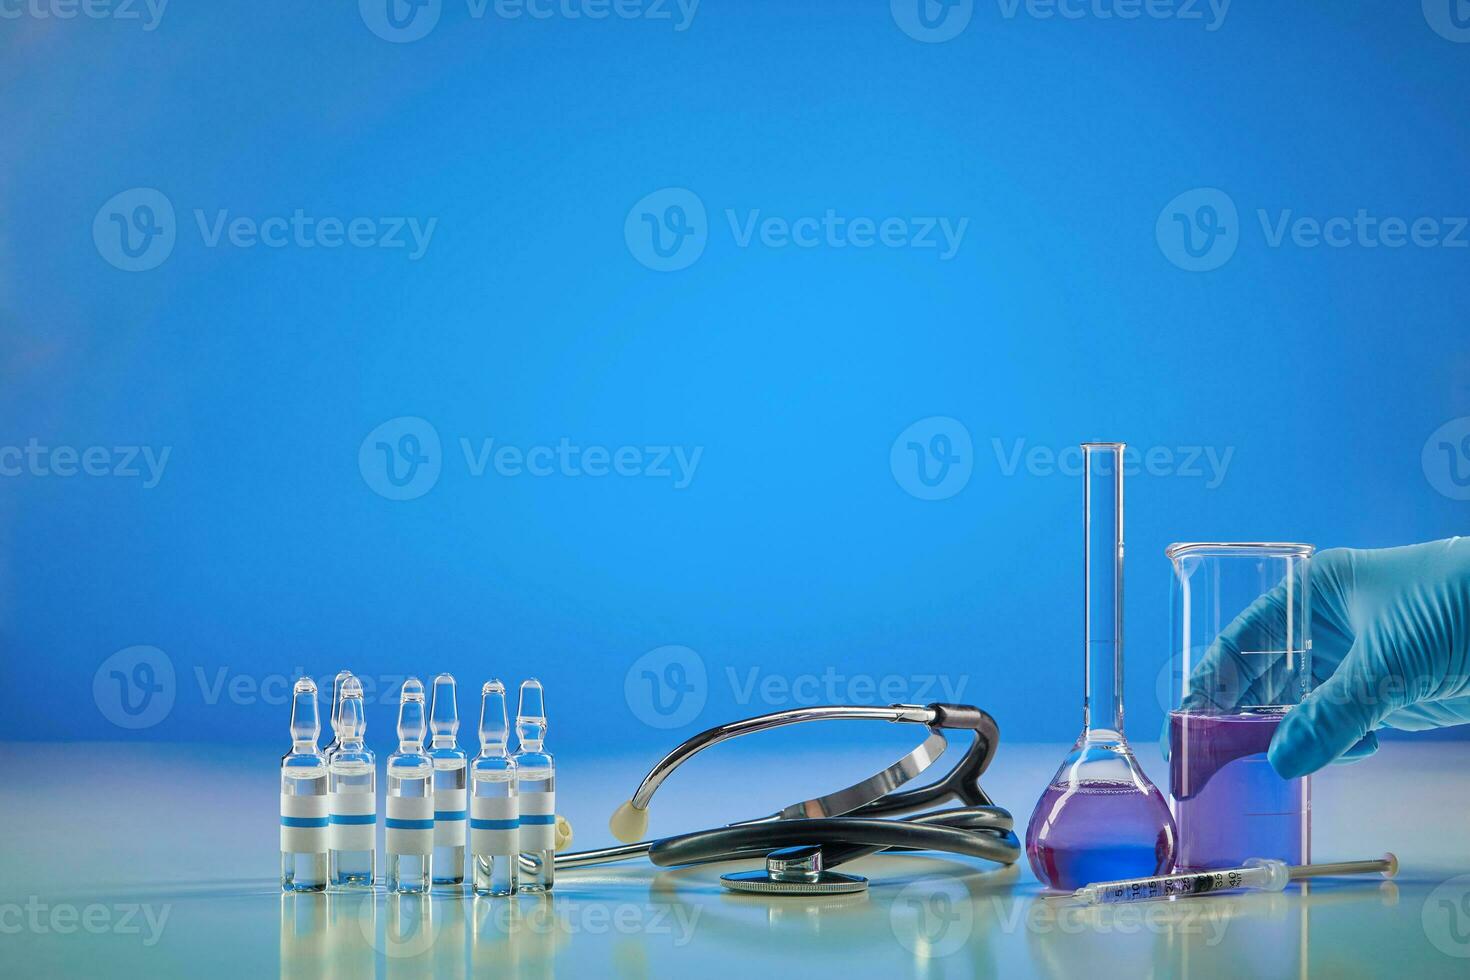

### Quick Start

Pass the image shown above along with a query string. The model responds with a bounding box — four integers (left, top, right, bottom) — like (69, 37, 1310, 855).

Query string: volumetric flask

(1166, 542, 1313, 870)
(1024, 443, 1177, 891)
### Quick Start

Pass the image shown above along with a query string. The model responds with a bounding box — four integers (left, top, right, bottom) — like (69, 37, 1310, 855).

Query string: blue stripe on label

(521, 814, 556, 825)
(470, 818, 519, 831)
(434, 810, 467, 822)
(385, 818, 435, 831)
(281, 816, 329, 828)
(329, 813, 376, 825)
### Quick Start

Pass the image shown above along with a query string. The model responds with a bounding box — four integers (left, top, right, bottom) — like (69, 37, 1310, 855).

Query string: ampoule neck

(516, 716, 546, 754)
(431, 734, 456, 749)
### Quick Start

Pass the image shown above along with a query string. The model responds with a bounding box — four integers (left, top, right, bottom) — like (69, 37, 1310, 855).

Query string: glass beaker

(1025, 443, 1177, 891)
(1166, 542, 1313, 870)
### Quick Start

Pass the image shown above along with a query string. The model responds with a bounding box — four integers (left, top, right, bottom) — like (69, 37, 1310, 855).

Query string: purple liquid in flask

(1170, 710, 1310, 870)
(1027, 773, 1176, 888)
(1024, 444, 1177, 890)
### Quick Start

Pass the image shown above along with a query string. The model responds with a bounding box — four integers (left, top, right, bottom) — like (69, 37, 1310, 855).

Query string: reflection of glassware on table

(1166, 543, 1313, 870)
(279, 894, 327, 980)
(1025, 443, 1176, 891)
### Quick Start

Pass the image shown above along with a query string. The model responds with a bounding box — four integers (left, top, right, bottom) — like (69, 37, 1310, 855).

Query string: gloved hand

(1177, 537, 1470, 779)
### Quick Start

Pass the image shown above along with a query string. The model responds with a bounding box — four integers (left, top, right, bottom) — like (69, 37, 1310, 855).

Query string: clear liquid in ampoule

(329, 677, 376, 889)
(514, 679, 555, 893)
(281, 677, 328, 892)
(472, 679, 518, 897)
(387, 678, 434, 894)
(429, 674, 468, 886)
(472, 768, 518, 896)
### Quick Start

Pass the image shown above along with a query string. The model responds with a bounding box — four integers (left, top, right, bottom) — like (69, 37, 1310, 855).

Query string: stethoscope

(551, 702, 1021, 895)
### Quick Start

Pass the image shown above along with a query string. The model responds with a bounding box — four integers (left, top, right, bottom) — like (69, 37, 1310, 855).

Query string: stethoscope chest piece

(719, 845, 869, 896)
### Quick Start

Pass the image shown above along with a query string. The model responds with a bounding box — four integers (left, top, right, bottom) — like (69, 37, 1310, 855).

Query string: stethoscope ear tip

(609, 799, 649, 843)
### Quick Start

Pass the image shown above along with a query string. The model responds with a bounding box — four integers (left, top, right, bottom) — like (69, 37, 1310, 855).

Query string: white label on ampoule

(519, 791, 556, 852)
(386, 795, 434, 855)
(470, 795, 519, 856)
(434, 783, 467, 847)
(281, 792, 329, 853)
(329, 789, 376, 852)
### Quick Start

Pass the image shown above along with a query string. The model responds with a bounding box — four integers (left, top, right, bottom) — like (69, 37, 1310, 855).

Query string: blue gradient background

(2, 1, 1468, 756)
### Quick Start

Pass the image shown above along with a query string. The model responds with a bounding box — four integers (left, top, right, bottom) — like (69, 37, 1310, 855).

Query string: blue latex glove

(1181, 538, 1470, 779)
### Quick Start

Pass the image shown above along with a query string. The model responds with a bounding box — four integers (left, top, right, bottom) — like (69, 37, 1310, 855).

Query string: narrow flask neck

(1082, 443, 1126, 738)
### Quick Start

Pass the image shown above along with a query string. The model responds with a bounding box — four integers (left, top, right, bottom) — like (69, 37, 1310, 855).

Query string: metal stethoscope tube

(546, 702, 1017, 873)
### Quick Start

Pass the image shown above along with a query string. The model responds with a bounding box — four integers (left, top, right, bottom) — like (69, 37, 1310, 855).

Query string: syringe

(1067, 854, 1398, 906)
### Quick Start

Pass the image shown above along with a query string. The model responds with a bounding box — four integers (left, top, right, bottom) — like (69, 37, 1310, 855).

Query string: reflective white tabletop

(2, 739, 1467, 978)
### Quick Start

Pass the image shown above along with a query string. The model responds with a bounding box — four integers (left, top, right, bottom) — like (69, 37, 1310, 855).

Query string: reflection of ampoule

(281, 678, 329, 892)
(326, 892, 376, 980)
(328, 678, 376, 888)
(472, 681, 518, 897)
(384, 894, 436, 980)
(471, 894, 519, 976)
(387, 678, 434, 894)
(432, 892, 468, 980)
(514, 679, 555, 893)
(429, 674, 468, 886)
(279, 892, 327, 980)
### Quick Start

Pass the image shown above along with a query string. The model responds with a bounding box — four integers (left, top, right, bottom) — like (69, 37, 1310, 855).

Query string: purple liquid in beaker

(1169, 711, 1309, 870)
(1025, 780, 1176, 890)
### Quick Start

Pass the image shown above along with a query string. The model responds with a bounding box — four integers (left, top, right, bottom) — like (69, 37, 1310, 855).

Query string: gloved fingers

(1382, 697, 1470, 731)
(1269, 637, 1401, 779)
(1332, 731, 1380, 765)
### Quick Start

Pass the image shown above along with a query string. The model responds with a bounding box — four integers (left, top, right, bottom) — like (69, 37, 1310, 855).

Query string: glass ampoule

(513, 678, 555, 893)
(386, 678, 434, 894)
(429, 673, 468, 886)
(280, 677, 329, 892)
(328, 677, 376, 888)
(1024, 442, 1176, 890)
(471, 680, 519, 897)
(323, 669, 353, 766)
